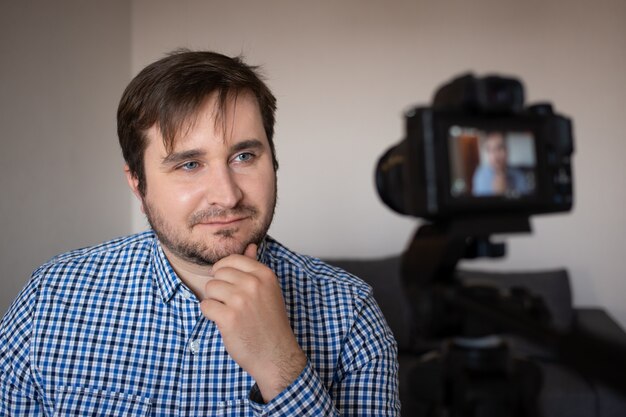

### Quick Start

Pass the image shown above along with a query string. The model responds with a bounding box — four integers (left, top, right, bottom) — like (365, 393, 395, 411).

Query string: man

(0, 51, 400, 416)
(472, 131, 530, 197)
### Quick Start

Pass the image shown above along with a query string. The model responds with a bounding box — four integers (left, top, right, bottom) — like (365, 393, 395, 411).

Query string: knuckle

(245, 277, 262, 293)
(221, 308, 238, 328)
(204, 280, 217, 292)
(230, 293, 247, 310)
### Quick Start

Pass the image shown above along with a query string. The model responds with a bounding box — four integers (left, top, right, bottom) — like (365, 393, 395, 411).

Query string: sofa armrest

(574, 308, 626, 344)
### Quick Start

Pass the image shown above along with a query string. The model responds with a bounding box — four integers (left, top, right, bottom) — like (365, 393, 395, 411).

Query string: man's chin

(193, 234, 261, 264)
(211, 238, 249, 258)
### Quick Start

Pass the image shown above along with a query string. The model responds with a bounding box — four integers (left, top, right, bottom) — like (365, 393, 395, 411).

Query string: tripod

(401, 216, 626, 416)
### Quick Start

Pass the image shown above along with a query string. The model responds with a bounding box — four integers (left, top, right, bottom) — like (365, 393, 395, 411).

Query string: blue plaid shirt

(0, 231, 400, 416)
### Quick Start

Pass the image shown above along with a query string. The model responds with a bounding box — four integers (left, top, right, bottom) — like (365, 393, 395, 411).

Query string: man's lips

(195, 217, 247, 226)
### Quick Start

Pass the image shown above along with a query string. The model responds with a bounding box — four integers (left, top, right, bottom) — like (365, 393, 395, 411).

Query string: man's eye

(233, 152, 254, 163)
(180, 161, 199, 170)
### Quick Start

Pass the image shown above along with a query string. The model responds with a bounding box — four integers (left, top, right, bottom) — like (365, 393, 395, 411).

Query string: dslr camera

(376, 73, 574, 220)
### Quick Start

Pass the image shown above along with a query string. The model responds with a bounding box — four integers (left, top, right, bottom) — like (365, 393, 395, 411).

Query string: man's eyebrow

(161, 149, 206, 165)
(230, 139, 265, 153)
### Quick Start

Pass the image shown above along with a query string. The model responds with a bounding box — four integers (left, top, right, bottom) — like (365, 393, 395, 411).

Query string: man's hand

(200, 244, 307, 402)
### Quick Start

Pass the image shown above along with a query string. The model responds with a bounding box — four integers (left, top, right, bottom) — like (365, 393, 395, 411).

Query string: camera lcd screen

(448, 126, 537, 199)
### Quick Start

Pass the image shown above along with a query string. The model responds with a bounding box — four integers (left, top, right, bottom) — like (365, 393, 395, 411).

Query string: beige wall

(2, 0, 625, 329)
(0, 2, 132, 312)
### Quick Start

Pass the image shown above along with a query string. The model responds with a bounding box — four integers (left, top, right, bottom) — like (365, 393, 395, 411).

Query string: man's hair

(117, 49, 278, 195)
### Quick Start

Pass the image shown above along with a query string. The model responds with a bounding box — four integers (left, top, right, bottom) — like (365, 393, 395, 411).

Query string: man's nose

(204, 164, 243, 208)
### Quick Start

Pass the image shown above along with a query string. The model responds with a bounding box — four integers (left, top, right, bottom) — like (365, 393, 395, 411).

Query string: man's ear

(124, 165, 145, 214)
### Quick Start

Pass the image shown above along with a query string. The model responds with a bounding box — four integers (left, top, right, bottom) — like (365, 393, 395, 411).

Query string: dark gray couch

(326, 255, 626, 417)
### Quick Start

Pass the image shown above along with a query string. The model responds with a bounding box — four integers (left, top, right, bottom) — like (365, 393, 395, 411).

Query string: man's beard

(143, 197, 275, 266)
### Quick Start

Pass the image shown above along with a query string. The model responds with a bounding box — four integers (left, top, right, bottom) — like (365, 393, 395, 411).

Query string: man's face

(484, 133, 508, 171)
(128, 91, 277, 266)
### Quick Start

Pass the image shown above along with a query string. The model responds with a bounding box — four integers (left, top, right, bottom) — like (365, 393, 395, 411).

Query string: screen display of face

(448, 126, 537, 198)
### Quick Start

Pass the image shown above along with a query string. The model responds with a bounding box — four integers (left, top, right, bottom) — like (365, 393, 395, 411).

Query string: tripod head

(402, 215, 552, 341)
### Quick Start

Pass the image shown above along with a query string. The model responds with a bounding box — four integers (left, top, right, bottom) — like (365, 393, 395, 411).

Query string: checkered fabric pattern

(0, 231, 400, 416)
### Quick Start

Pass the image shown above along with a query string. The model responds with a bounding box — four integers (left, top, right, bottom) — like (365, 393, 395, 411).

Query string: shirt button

(181, 289, 193, 300)
(189, 339, 200, 354)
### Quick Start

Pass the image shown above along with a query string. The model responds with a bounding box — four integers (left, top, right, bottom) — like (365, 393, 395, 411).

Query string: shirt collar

(257, 236, 271, 267)
(151, 236, 184, 304)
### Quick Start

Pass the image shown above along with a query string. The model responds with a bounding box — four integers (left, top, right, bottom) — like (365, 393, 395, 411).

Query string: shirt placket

(175, 287, 217, 416)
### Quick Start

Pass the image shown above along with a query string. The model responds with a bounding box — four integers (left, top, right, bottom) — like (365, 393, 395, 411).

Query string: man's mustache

(188, 205, 258, 226)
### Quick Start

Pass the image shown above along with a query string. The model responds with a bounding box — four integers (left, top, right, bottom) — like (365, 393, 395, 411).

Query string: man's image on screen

(472, 131, 531, 197)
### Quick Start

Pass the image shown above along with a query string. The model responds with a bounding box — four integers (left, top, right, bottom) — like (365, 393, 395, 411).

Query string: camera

(374, 74, 626, 416)
(376, 73, 574, 220)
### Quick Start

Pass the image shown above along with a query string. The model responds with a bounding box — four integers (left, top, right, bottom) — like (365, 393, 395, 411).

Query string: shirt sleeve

(249, 290, 401, 417)
(473, 165, 494, 196)
(0, 274, 45, 416)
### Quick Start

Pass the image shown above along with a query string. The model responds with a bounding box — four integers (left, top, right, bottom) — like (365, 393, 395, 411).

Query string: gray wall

(0, 1, 132, 312)
(2, 1, 626, 329)
(130, 0, 626, 327)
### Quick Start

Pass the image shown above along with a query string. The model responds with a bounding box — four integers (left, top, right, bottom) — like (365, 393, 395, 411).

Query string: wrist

(254, 348, 307, 402)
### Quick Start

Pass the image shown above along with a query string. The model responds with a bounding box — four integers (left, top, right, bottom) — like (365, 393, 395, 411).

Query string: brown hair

(117, 49, 278, 195)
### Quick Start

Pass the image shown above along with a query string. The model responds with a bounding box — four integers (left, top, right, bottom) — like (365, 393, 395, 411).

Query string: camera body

(376, 73, 574, 220)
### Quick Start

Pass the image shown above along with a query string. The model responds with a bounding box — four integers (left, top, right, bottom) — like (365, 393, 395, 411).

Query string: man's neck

(161, 245, 213, 300)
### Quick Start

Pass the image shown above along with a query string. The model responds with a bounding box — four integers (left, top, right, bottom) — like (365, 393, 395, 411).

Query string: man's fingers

(200, 298, 228, 322)
(204, 278, 235, 303)
(244, 243, 258, 260)
(212, 244, 260, 274)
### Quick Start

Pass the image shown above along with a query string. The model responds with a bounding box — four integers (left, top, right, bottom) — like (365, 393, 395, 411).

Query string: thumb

(244, 243, 258, 260)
